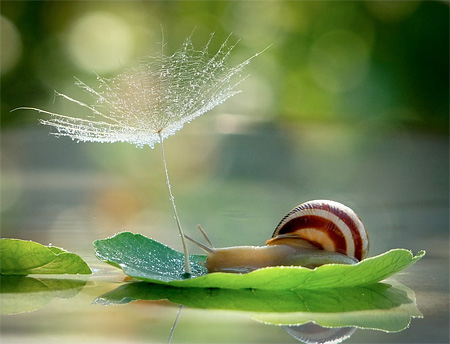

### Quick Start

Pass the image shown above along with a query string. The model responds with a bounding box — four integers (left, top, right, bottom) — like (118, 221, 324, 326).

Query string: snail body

(186, 200, 369, 273)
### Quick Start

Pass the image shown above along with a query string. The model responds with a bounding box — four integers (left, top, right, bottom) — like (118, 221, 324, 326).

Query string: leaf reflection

(96, 280, 422, 333)
(0, 276, 88, 314)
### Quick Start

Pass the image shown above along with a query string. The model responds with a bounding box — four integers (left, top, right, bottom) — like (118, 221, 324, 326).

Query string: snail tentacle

(196, 224, 215, 248)
(184, 234, 215, 253)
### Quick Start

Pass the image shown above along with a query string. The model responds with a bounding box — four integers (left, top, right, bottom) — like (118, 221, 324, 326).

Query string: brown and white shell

(266, 200, 369, 261)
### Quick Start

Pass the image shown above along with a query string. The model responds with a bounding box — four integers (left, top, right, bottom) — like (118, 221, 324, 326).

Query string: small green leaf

(93, 232, 208, 280)
(0, 238, 92, 275)
(94, 232, 425, 290)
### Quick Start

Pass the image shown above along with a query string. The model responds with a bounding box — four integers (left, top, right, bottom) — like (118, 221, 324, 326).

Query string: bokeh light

(66, 11, 135, 73)
(0, 15, 22, 75)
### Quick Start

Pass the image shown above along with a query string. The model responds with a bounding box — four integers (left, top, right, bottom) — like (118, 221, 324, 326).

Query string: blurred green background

(1, 0, 449, 130)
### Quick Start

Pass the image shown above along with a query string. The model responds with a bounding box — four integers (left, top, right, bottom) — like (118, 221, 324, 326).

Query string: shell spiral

(267, 200, 369, 261)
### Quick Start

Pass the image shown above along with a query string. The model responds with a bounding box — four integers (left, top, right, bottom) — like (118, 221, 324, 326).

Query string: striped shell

(266, 200, 369, 261)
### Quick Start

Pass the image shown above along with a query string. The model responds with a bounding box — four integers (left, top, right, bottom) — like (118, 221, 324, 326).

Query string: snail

(185, 200, 369, 273)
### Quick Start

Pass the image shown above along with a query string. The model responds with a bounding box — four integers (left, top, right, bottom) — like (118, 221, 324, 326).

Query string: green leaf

(0, 238, 92, 275)
(95, 280, 422, 332)
(93, 232, 208, 280)
(0, 276, 87, 314)
(93, 232, 425, 290)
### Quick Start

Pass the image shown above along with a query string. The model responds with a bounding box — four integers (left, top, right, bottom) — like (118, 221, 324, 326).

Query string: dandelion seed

(16, 33, 260, 275)
(27, 33, 257, 149)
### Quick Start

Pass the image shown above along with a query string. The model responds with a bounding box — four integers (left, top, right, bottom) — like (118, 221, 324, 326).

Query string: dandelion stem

(158, 132, 191, 275)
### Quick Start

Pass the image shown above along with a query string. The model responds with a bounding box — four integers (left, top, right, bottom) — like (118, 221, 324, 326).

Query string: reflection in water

(167, 305, 183, 344)
(283, 323, 356, 344)
(97, 280, 422, 343)
(167, 310, 357, 344)
(0, 276, 87, 314)
(0, 272, 423, 343)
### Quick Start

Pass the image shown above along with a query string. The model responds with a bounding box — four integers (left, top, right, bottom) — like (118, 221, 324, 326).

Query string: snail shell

(267, 200, 369, 261)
